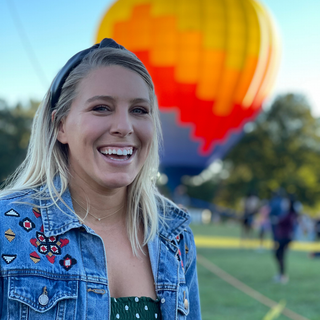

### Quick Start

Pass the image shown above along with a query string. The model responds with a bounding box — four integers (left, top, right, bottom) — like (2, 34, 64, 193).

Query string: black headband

(49, 38, 127, 109)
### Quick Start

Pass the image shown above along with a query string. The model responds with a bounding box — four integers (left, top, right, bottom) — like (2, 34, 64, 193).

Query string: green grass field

(191, 223, 320, 320)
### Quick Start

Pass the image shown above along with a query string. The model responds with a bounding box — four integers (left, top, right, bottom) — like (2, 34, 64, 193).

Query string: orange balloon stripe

(234, 55, 259, 106)
(197, 50, 226, 101)
(213, 69, 242, 116)
(113, 4, 152, 51)
(150, 15, 177, 66)
(175, 32, 202, 83)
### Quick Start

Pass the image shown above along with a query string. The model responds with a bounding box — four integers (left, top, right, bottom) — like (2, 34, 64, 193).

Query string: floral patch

(30, 232, 69, 264)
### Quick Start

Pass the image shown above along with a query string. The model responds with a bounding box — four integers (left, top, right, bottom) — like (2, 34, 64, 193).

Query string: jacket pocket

(8, 275, 78, 319)
(177, 284, 189, 318)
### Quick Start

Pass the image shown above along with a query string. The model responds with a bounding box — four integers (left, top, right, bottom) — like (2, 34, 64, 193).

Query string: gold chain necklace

(72, 197, 124, 221)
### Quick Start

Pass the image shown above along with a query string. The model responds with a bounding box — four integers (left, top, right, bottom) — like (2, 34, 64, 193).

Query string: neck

(68, 175, 127, 226)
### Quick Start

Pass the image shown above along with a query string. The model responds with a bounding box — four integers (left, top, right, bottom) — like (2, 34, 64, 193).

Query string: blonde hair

(1, 48, 165, 255)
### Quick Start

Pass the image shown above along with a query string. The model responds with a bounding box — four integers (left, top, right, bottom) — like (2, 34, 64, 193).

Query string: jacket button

(184, 298, 189, 309)
(38, 286, 49, 306)
(161, 298, 165, 304)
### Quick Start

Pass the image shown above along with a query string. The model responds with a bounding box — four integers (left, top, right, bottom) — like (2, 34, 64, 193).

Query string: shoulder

(0, 189, 37, 212)
(0, 188, 43, 268)
(157, 195, 190, 223)
(0, 188, 40, 235)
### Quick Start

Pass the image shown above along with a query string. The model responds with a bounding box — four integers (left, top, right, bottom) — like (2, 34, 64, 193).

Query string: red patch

(30, 251, 40, 264)
(39, 245, 48, 254)
(30, 238, 38, 247)
(19, 217, 36, 232)
(32, 208, 41, 218)
(46, 255, 55, 264)
(30, 251, 40, 259)
(49, 236, 56, 242)
(60, 238, 69, 248)
(51, 246, 58, 253)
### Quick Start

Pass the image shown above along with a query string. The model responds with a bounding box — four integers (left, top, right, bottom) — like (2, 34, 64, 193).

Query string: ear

(56, 116, 68, 144)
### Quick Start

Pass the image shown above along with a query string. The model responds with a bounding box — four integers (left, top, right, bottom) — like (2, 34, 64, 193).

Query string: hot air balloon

(96, 0, 280, 187)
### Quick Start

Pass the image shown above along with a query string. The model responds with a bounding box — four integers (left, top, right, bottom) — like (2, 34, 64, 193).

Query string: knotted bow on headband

(49, 38, 127, 109)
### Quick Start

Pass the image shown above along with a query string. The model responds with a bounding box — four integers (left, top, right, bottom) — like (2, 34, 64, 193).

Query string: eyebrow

(86, 95, 150, 104)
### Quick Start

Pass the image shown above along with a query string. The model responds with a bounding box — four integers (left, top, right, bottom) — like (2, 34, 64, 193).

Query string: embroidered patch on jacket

(19, 217, 35, 232)
(59, 254, 77, 271)
(175, 233, 183, 244)
(5, 229, 15, 242)
(30, 251, 41, 264)
(4, 209, 20, 217)
(176, 249, 184, 271)
(2, 254, 17, 264)
(30, 232, 69, 264)
(32, 207, 41, 218)
(46, 255, 56, 264)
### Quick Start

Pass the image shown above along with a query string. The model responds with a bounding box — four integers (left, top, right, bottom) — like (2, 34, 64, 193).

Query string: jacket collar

(157, 201, 191, 241)
(38, 176, 191, 239)
(39, 177, 83, 237)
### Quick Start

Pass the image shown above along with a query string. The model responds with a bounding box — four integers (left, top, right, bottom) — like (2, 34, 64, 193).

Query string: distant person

(272, 196, 298, 284)
(241, 192, 260, 239)
(256, 201, 271, 251)
(269, 189, 289, 239)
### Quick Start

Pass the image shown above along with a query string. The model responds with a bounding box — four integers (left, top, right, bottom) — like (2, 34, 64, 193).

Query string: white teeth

(100, 147, 133, 156)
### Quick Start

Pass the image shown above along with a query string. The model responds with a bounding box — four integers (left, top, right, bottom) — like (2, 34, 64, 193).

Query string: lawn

(191, 222, 320, 320)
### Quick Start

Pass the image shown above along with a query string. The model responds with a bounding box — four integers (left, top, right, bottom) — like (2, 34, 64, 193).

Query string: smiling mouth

(99, 147, 134, 161)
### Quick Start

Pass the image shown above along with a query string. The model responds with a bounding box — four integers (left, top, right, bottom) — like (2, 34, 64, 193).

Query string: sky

(1, 0, 320, 115)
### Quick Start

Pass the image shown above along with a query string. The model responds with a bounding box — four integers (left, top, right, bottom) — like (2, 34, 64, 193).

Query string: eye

(132, 107, 149, 115)
(92, 105, 111, 112)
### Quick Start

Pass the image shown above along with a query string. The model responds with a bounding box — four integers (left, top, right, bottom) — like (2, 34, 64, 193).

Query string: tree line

(0, 99, 39, 185)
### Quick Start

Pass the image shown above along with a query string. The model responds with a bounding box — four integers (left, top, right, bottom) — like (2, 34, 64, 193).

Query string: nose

(110, 108, 133, 137)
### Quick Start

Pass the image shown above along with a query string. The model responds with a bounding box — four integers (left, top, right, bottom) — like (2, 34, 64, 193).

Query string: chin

(99, 175, 135, 190)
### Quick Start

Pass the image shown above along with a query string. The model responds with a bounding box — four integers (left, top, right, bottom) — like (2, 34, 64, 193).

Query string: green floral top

(110, 296, 162, 319)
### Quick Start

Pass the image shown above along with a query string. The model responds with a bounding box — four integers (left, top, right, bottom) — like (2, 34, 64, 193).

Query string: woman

(0, 39, 201, 319)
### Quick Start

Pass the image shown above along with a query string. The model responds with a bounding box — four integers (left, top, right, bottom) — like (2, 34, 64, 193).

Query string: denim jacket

(0, 182, 201, 320)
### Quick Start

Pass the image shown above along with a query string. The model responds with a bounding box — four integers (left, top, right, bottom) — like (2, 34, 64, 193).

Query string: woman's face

(57, 65, 154, 191)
